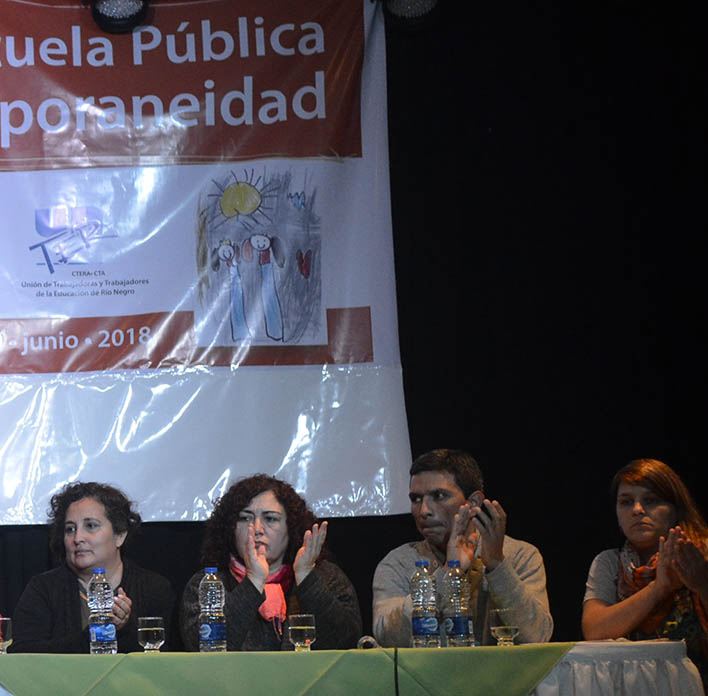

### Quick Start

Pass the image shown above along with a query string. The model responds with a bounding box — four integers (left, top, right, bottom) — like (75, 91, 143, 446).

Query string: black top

(10, 559, 176, 653)
(179, 560, 362, 651)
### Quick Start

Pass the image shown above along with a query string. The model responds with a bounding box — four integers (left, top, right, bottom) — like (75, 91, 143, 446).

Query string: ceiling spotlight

(90, 0, 149, 34)
(383, 0, 440, 32)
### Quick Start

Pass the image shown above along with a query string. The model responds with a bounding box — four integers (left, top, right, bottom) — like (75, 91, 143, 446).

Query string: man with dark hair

(373, 449, 553, 646)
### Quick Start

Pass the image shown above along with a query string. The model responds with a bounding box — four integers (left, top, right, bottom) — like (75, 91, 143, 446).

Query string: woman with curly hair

(583, 459, 708, 684)
(11, 481, 175, 653)
(180, 474, 362, 650)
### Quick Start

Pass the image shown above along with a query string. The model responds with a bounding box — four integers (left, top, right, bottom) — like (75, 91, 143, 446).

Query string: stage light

(382, 0, 440, 31)
(89, 0, 149, 34)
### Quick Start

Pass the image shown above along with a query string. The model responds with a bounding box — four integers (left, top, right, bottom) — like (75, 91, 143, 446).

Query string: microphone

(356, 635, 380, 649)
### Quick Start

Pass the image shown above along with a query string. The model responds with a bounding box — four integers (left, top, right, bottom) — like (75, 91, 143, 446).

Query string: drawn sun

(209, 169, 278, 232)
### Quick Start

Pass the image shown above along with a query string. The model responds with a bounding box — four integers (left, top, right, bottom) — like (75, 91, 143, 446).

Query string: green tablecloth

(395, 644, 575, 696)
(0, 644, 575, 696)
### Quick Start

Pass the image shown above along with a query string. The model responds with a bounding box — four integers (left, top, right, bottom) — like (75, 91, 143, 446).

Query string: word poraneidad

(0, 18, 329, 148)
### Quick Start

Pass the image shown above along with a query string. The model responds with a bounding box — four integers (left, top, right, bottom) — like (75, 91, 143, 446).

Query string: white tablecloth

(532, 640, 704, 696)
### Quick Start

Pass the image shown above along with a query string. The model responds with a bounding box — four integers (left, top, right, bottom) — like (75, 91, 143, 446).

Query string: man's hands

(446, 503, 476, 571)
(471, 499, 506, 571)
(446, 498, 507, 572)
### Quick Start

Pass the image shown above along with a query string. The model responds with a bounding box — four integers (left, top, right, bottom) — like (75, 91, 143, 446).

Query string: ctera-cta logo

(29, 205, 115, 274)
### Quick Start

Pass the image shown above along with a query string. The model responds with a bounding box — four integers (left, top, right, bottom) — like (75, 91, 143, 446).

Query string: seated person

(11, 481, 175, 653)
(583, 459, 708, 684)
(179, 474, 362, 650)
(373, 449, 553, 645)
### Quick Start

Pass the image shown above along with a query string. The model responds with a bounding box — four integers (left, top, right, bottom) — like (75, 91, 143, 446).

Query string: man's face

(409, 470, 468, 552)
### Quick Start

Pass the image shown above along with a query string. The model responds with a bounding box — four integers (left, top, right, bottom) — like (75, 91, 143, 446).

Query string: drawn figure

(297, 249, 312, 279)
(242, 234, 285, 341)
(211, 239, 250, 341)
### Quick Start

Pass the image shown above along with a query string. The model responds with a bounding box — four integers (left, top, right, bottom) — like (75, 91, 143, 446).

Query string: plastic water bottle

(440, 560, 473, 647)
(88, 568, 117, 654)
(410, 560, 440, 648)
(198, 567, 227, 652)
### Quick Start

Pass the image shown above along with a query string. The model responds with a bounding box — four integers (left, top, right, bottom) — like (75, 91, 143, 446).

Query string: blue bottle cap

(447, 560, 461, 567)
(415, 560, 429, 567)
(204, 567, 217, 573)
(93, 567, 105, 573)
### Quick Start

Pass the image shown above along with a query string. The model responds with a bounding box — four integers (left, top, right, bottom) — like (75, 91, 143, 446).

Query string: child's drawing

(195, 168, 322, 346)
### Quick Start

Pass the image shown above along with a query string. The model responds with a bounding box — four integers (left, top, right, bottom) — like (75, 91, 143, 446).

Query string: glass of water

(489, 608, 519, 646)
(288, 614, 316, 652)
(138, 616, 165, 653)
(0, 617, 12, 654)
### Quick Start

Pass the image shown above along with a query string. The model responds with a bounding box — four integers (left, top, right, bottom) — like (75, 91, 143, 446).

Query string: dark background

(1, 1, 707, 645)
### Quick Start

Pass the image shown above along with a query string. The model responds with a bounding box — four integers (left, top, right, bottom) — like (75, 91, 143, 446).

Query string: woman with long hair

(583, 459, 708, 681)
(180, 474, 362, 650)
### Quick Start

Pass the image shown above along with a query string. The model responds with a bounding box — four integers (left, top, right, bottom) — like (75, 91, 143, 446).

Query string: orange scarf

(618, 543, 708, 649)
(229, 556, 293, 637)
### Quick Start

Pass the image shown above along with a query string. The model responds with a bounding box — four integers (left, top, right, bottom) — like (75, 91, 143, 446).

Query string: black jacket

(179, 560, 362, 651)
(10, 559, 176, 653)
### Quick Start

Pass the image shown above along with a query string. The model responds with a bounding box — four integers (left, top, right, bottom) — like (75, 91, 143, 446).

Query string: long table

(0, 641, 703, 695)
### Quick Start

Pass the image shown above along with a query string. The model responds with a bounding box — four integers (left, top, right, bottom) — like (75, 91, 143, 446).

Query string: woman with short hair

(11, 481, 175, 653)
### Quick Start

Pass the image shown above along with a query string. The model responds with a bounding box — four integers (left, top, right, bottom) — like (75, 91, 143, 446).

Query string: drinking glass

(489, 608, 519, 646)
(0, 617, 12, 654)
(288, 614, 316, 652)
(138, 616, 165, 653)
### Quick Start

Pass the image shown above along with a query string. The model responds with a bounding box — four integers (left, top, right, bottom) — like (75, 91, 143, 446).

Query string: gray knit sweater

(372, 536, 553, 646)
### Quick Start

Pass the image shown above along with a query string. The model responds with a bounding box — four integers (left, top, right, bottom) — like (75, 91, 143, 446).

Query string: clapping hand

(446, 502, 478, 572)
(654, 533, 682, 597)
(294, 521, 328, 585)
(245, 522, 270, 592)
(666, 526, 708, 595)
(470, 499, 506, 571)
(112, 587, 132, 631)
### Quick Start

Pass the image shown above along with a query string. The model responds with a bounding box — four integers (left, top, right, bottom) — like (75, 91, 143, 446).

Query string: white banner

(0, 0, 411, 523)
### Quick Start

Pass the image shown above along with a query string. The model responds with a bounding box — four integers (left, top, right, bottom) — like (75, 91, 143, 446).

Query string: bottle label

(89, 622, 117, 643)
(443, 616, 469, 637)
(412, 616, 439, 636)
(200, 621, 226, 641)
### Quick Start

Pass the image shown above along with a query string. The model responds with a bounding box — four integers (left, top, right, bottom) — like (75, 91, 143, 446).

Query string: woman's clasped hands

(111, 587, 132, 631)
(659, 526, 708, 597)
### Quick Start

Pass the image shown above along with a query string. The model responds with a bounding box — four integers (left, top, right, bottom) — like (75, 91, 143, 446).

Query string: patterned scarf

(229, 555, 294, 638)
(617, 541, 708, 656)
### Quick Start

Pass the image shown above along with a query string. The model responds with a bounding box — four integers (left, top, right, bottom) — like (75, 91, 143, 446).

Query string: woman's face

(234, 490, 289, 572)
(63, 497, 127, 579)
(616, 482, 677, 556)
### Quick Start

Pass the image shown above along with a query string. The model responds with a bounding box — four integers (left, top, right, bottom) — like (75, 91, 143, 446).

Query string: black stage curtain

(2, 2, 707, 643)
